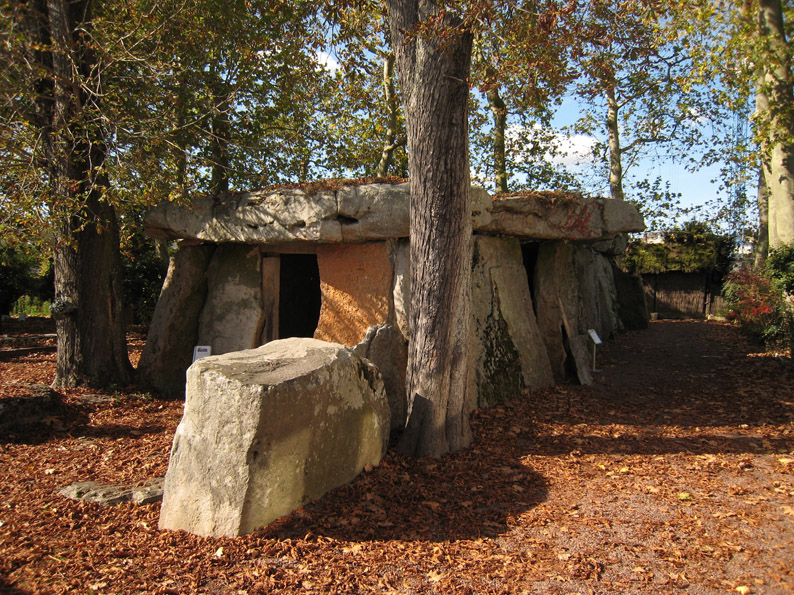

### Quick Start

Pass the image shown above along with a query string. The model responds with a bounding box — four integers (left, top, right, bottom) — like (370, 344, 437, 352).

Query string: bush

(0, 245, 53, 315)
(11, 295, 51, 317)
(723, 265, 793, 352)
(767, 243, 794, 294)
(121, 238, 168, 326)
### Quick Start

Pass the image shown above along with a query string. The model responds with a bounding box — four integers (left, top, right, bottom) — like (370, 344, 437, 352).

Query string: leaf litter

(1, 318, 793, 594)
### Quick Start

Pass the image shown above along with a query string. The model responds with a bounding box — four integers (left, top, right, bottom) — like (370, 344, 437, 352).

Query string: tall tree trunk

(757, 0, 794, 248)
(487, 85, 508, 194)
(208, 66, 231, 195)
(376, 52, 402, 177)
(209, 99, 230, 194)
(387, 0, 474, 457)
(605, 85, 625, 201)
(155, 239, 171, 274)
(40, 0, 132, 387)
(755, 166, 770, 267)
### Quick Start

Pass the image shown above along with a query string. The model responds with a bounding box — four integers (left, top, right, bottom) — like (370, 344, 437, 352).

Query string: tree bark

(757, 0, 794, 248)
(209, 70, 231, 195)
(376, 52, 402, 177)
(37, 0, 132, 387)
(605, 84, 625, 201)
(387, 0, 474, 457)
(487, 85, 508, 194)
(755, 166, 770, 267)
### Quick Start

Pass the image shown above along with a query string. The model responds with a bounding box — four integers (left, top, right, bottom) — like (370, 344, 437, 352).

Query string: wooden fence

(641, 271, 726, 319)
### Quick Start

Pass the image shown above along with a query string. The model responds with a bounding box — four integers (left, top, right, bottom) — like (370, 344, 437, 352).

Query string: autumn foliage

(2, 319, 794, 593)
(723, 256, 794, 352)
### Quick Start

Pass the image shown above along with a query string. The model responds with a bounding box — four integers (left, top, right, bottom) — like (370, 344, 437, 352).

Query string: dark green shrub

(767, 244, 794, 294)
(0, 245, 53, 315)
(121, 237, 168, 326)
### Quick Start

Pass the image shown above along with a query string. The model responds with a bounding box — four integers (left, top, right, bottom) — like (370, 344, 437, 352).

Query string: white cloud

(506, 124, 598, 168)
(552, 133, 598, 167)
(315, 51, 340, 73)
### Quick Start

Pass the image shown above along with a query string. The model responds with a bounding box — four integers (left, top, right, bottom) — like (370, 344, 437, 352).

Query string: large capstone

(158, 338, 390, 537)
(145, 185, 644, 245)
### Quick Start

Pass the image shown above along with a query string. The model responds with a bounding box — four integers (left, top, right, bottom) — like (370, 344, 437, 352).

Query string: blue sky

(318, 49, 728, 216)
(549, 96, 725, 213)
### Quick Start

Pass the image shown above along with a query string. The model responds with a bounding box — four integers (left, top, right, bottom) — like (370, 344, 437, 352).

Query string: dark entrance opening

(521, 242, 541, 316)
(279, 254, 321, 338)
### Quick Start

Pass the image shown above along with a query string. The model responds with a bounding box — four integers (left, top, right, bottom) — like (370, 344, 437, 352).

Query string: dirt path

(1, 319, 793, 594)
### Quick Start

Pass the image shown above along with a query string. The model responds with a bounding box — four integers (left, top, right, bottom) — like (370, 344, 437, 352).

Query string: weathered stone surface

(611, 262, 650, 330)
(58, 478, 164, 506)
(591, 233, 629, 257)
(470, 186, 494, 229)
(145, 184, 644, 244)
(337, 183, 410, 241)
(138, 244, 214, 394)
(603, 200, 645, 236)
(354, 323, 408, 429)
(479, 194, 644, 240)
(197, 244, 264, 355)
(146, 189, 343, 244)
(0, 385, 59, 430)
(574, 246, 621, 342)
(159, 338, 390, 537)
(391, 238, 410, 340)
(314, 243, 392, 346)
(533, 242, 581, 383)
(469, 237, 553, 408)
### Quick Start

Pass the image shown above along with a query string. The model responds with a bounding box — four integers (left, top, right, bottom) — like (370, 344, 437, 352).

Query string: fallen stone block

(159, 337, 390, 537)
(57, 478, 164, 506)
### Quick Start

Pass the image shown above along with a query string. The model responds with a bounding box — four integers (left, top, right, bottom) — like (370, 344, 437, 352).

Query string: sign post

(587, 329, 602, 372)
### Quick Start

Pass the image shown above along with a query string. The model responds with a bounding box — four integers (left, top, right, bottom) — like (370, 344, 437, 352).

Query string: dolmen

(143, 180, 646, 536)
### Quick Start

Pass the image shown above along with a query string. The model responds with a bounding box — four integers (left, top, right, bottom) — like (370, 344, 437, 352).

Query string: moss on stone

(478, 309, 522, 408)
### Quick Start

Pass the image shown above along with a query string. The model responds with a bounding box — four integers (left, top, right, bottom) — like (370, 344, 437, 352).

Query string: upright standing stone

(314, 242, 392, 346)
(197, 244, 264, 355)
(534, 242, 580, 382)
(137, 243, 214, 394)
(391, 238, 411, 341)
(574, 246, 621, 341)
(159, 338, 390, 537)
(611, 261, 650, 330)
(354, 323, 408, 429)
(469, 237, 554, 408)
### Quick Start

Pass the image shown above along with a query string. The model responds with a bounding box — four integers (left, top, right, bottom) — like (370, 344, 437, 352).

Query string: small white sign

(192, 345, 212, 363)
(588, 329, 602, 345)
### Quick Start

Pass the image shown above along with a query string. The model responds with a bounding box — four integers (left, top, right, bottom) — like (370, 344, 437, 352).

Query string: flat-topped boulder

(158, 338, 390, 537)
(145, 182, 643, 244)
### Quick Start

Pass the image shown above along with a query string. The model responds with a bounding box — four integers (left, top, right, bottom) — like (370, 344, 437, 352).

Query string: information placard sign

(192, 345, 212, 363)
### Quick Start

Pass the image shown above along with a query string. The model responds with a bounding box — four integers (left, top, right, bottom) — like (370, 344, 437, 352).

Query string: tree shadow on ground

(0, 577, 32, 595)
(0, 391, 89, 445)
(259, 414, 549, 543)
(519, 320, 794, 456)
(0, 391, 165, 445)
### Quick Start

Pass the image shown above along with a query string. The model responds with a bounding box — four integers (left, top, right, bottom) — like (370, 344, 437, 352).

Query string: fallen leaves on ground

(1, 319, 793, 594)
